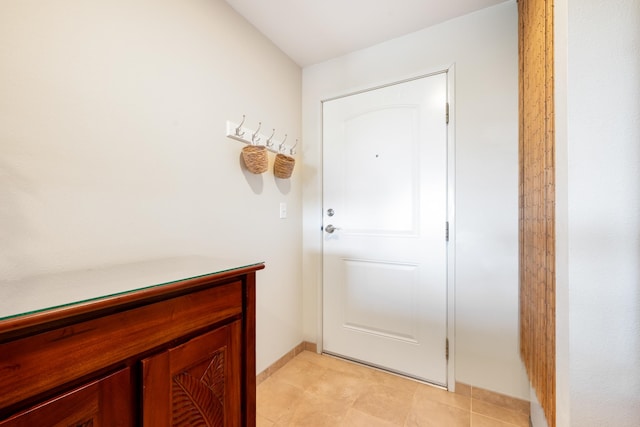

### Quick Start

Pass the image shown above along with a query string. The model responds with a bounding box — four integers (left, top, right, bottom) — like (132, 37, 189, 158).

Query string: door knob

(325, 224, 339, 234)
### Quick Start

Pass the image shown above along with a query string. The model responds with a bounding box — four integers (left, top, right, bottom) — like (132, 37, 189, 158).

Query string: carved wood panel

(172, 348, 226, 426)
(142, 321, 242, 427)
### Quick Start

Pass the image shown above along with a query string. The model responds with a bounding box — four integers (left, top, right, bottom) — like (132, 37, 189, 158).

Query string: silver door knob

(325, 224, 339, 234)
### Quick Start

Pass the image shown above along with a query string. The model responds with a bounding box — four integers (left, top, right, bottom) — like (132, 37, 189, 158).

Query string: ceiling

(223, 0, 509, 67)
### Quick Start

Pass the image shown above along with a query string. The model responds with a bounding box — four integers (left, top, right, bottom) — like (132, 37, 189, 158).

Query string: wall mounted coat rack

(226, 115, 297, 155)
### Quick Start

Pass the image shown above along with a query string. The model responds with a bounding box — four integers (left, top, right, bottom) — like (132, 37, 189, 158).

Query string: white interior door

(322, 73, 449, 385)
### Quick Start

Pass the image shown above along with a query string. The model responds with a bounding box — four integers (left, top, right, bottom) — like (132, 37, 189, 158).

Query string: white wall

(302, 1, 530, 399)
(0, 0, 303, 375)
(554, 0, 640, 426)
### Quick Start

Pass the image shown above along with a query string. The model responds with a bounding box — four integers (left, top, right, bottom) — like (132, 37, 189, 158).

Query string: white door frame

(316, 65, 457, 391)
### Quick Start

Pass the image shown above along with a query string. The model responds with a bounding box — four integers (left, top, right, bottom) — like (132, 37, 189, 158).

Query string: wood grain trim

(242, 270, 257, 427)
(518, 0, 556, 426)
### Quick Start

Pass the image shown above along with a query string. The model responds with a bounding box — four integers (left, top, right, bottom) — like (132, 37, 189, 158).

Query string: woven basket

(241, 145, 268, 174)
(274, 153, 295, 179)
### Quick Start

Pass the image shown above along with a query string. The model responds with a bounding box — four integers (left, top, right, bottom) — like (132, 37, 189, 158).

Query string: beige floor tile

(257, 414, 275, 427)
(306, 367, 368, 405)
(351, 383, 414, 425)
(472, 400, 529, 427)
(256, 377, 304, 424)
(293, 350, 328, 367)
(405, 399, 471, 427)
(258, 351, 530, 427)
(302, 352, 377, 380)
(269, 355, 327, 391)
(340, 407, 400, 427)
(471, 413, 521, 427)
(284, 390, 352, 427)
(413, 382, 471, 412)
(365, 368, 421, 395)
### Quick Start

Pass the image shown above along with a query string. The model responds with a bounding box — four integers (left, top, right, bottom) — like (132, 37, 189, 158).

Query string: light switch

(279, 202, 287, 219)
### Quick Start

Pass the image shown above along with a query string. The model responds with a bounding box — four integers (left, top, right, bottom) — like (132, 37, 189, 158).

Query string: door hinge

(446, 103, 450, 124)
(446, 221, 449, 241)
(446, 338, 449, 360)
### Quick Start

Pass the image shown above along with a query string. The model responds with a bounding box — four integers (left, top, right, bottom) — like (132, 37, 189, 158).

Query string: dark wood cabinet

(142, 321, 242, 426)
(0, 258, 263, 427)
(0, 368, 134, 427)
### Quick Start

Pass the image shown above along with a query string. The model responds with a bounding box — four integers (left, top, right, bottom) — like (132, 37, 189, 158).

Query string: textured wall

(555, 0, 640, 425)
(0, 0, 303, 375)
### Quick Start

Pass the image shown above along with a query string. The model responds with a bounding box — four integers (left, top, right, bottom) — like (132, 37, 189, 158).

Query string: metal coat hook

(266, 129, 276, 148)
(235, 115, 246, 137)
(251, 122, 262, 145)
(278, 134, 288, 152)
(289, 139, 298, 155)
(226, 118, 298, 157)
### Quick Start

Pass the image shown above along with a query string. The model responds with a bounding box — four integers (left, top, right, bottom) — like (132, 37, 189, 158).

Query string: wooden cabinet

(0, 368, 134, 427)
(142, 321, 242, 426)
(0, 258, 263, 427)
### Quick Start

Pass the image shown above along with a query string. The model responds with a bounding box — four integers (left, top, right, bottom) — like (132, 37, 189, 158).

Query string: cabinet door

(142, 321, 242, 427)
(0, 368, 133, 427)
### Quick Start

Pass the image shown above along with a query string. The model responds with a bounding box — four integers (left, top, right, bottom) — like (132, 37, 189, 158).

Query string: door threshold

(321, 350, 447, 390)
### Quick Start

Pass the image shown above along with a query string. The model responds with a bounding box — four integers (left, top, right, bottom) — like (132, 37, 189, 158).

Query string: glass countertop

(0, 256, 263, 322)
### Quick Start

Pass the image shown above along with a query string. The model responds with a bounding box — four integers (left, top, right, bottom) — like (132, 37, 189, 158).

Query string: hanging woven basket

(274, 153, 295, 179)
(241, 145, 268, 174)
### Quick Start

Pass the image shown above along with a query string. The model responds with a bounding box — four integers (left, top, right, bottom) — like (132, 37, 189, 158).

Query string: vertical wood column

(518, 0, 555, 426)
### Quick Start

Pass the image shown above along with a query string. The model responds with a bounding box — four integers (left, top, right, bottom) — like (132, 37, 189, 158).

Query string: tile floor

(257, 351, 529, 427)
